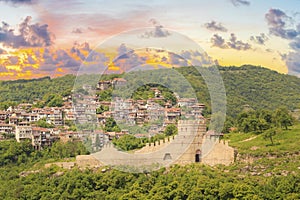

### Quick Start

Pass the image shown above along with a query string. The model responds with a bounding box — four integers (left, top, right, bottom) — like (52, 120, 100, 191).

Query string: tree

(96, 105, 109, 114)
(112, 134, 145, 151)
(43, 93, 63, 107)
(104, 117, 121, 132)
(95, 134, 101, 151)
(47, 95, 63, 107)
(164, 124, 178, 136)
(274, 107, 293, 130)
(263, 128, 277, 145)
(34, 118, 55, 128)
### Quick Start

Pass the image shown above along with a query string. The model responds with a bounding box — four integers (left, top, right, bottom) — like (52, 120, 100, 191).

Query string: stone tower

(173, 119, 206, 165)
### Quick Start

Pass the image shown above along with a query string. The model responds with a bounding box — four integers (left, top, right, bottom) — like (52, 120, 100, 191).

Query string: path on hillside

(240, 135, 258, 143)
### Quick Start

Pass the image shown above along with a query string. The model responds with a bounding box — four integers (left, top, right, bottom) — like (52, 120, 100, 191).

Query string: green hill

(0, 75, 75, 108)
(1, 65, 300, 118)
(177, 65, 300, 117)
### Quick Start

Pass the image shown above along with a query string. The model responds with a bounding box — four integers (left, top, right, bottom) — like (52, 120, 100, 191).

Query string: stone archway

(195, 149, 201, 163)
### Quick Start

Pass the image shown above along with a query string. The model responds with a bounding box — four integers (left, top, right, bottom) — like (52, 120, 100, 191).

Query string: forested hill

(177, 65, 300, 117)
(1, 65, 300, 117)
(0, 75, 75, 107)
(222, 65, 300, 116)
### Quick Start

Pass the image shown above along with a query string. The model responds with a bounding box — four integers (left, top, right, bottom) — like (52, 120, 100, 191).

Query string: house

(20, 113, 38, 122)
(9, 115, 19, 125)
(65, 111, 76, 121)
(90, 130, 109, 151)
(15, 126, 32, 142)
(105, 131, 127, 140)
(177, 98, 197, 107)
(31, 108, 43, 114)
(112, 78, 127, 87)
(136, 108, 147, 124)
(0, 123, 15, 134)
(0, 111, 8, 123)
(97, 80, 111, 90)
(150, 88, 162, 98)
(32, 127, 58, 150)
(17, 103, 32, 110)
(165, 107, 181, 122)
(48, 109, 63, 126)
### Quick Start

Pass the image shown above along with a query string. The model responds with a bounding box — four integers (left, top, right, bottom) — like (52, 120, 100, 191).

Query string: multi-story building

(32, 127, 58, 150)
(0, 123, 15, 135)
(15, 126, 32, 142)
(0, 111, 8, 123)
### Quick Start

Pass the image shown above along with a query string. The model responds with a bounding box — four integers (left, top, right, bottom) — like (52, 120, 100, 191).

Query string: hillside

(219, 65, 300, 117)
(0, 75, 75, 108)
(1, 65, 300, 118)
(177, 65, 300, 117)
(1, 124, 300, 199)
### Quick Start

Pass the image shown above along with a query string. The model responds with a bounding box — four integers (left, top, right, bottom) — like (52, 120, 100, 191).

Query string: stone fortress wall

(97, 119, 235, 167)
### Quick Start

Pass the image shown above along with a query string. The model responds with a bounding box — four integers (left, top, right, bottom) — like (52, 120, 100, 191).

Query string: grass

(225, 123, 300, 157)
(218, 124, 300, 177)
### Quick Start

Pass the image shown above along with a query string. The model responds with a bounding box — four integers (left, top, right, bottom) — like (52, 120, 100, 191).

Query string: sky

(0, 0, 300, 79)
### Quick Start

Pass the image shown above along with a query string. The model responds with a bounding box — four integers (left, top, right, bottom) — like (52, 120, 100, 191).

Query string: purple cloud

(250, 33, 268, 45)
(282, 51, 300, 76)
(0, 16, 54, 48)
(265, 9, 299, 40)
(72, 28, 83, 34)
(140, 19, 170, 38)
(0, 0, 33, 5)
(204, 21, 228, 32)
(211, 34, 227, 49)
(228, 33, 251, 50)
(230, 0, 250, 7)
(0, 48, 6, 54)
(211, 33, 251, 50)
(290, 37, 300, 50)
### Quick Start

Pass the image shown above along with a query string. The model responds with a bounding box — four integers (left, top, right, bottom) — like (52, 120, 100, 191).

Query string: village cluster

(0, 77, 205, 151)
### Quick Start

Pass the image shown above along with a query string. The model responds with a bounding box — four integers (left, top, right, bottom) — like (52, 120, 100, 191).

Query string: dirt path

(240, 135, 258, 143)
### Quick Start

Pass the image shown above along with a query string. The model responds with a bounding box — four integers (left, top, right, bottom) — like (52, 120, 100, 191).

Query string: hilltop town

(0, 77, 206, 152)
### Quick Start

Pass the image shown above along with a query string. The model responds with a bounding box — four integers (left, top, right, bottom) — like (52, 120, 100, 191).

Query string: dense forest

(1, 65, 299, 118)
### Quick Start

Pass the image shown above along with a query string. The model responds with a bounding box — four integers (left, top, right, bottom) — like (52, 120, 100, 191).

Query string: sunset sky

(0, 0, 300, 79)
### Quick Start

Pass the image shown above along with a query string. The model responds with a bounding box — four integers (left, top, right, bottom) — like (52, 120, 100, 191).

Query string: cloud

(114, 44, 146, 71)
(289, 37, 300, 50)
(70, 42, 91, 60)
(180, 50, 217, 66)
(250, 33, 268, 45)
(72, 28, 83, 34)
(282, 51, 300, 76)
(265, 8, 299, 40)
(0, 64, 9, 72)
(0, 16, 54, 48)
(204, 21, 227, 32)
(169, 53, 187, 66)
(211, 34, 227, 49)
(8, 56, 19, 64)
(0, 0, 33, 5)
(117, 43, 131, 57)
(230, 0, 250, 7)
(211, 33, 251, 50)
(140, 19, 170, 38)
(0, 48, 6, 54)
(265, 9, 300, 76)
(228, 33, 251, 50)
